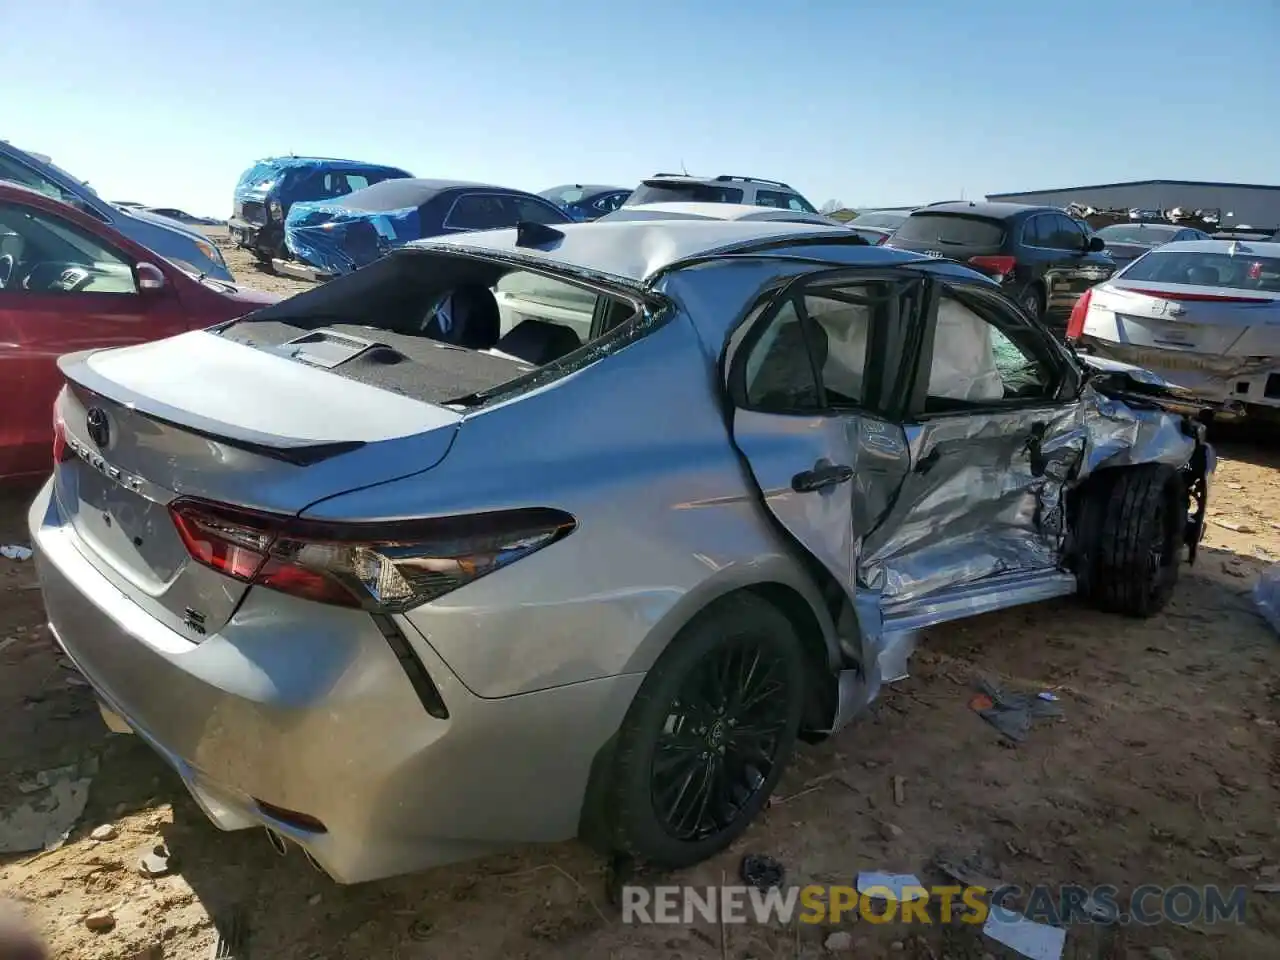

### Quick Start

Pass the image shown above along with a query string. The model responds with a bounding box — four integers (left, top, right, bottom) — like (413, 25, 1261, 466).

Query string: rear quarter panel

(300, 307, 834, 699)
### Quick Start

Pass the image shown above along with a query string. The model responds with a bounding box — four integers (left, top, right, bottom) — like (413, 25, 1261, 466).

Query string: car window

(445, 193, 511, 230)
(923, 293, 1053, 412)
(0, 203, 138, 294)
(0, 154, 82, 207)
(894, 213, 1005, 246)
(507, 195, 569, 225)
(1021, 215, 1050, 247)
(594, 192, 628, 213)
(743, 280, 907, 412)
(744, 299, 823, 411)
(755, 190, 818, 214)
(1119, 250, 1280, 292)
(627, 183, 745, 205)
(345, 175, 371, 192)
(1048, 215, 1085, 251)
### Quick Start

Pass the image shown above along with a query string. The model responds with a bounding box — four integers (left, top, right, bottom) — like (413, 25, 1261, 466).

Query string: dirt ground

(1, 240, 1278, 959)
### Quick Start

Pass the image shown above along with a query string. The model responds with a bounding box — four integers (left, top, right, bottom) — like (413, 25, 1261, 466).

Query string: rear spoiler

(57, 349, 364, 466)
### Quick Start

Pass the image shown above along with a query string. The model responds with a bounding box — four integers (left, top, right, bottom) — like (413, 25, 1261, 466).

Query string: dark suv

(888, 201, 1114, 331)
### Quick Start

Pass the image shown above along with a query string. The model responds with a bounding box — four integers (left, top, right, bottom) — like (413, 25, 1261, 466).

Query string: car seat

(423, 285, 502, 349)
(1185, 265, 1219, 286)
(494, 318, 583, 364)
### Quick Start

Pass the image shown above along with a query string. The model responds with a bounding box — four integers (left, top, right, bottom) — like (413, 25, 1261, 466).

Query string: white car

(1068, 239, 1280, 417)
(623, 174, 818, 213)
(599, 201, 845, 228)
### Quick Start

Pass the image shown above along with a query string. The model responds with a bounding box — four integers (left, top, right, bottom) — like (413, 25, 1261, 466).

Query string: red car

(0, 183, 278, 482)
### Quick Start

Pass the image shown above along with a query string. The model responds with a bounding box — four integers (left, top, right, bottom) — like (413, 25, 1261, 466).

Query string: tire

(1019, 286, 1043, 323)
(604, 594, 807, 868)
(1076, 464, 1185, 617)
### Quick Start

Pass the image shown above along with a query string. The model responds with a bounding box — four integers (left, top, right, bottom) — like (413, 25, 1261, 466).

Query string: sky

(6, 0, 1279, 217)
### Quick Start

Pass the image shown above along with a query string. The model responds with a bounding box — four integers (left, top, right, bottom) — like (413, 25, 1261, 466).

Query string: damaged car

(229, 157, 412, 262)
(31, 218, 1212, 884)
(1069, 238, 1280, 419)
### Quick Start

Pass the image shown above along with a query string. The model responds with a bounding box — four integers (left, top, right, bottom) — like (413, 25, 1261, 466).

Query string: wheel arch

(579, 570, 844, 852)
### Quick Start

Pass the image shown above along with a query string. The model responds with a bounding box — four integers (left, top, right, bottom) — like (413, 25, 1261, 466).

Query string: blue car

(229, 157, 412, 262)
(0, 140, 233, 282)
(539, 184, 631, 221)
(285, 178, 571, 277)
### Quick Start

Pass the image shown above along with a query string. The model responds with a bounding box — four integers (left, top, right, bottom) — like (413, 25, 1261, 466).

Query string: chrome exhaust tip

(264, 828, 288, 857)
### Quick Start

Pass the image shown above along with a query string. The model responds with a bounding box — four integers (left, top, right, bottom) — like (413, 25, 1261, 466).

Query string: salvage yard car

(889, 201, 1115, 330)
(0, 183, 277, 481)
(229, 156, 412, 262)
(32, 218, 1212, 884)
(0, 140, 234, 282)
(1069, 238, 1280, 418)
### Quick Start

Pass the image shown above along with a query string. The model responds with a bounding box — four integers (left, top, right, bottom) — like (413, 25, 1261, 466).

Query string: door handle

(791, 462, 854, 493)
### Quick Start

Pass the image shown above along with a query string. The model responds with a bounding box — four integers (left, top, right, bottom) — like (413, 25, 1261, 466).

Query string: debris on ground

(138, 842, 175, 878)
(855, 872, 926, 902)
(982, 905, 1066, 960)
(89, 824, 118, 842)
(83, 910, 115, 932)
(0, 544, 32, 561)
(0, 758, 97, 853)
(1252, 564, 1280, 635)
(1212, 519, 1256, 534)
(892, 775, 906, 806)
(933, 850, 1005, 893)
(969, 678, 1063, 743)
(739, 853, 785, 890)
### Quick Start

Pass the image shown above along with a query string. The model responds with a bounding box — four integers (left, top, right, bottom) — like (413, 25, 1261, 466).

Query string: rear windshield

(893, 213, 1005, 247)
(1096, 224, 1177, 244)
(1121, 250, 1280, 293)
(852, 212, 906, 229)
(628, 182, 744, 205)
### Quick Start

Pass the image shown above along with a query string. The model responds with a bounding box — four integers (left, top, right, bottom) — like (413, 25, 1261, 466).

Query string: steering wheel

(0, 254, 13, 290)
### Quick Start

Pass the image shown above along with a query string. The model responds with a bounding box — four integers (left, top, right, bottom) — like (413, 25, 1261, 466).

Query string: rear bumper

(29, 479, 640, 883)
(1080, 336, 1280, 413)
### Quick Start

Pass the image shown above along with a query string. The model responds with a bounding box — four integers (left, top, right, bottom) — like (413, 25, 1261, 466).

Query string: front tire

(1076, 464, 1185, 617)
(604, 594, 806, 868)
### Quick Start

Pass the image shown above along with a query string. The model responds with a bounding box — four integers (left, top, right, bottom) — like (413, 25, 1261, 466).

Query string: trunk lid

(53, 329, 469, 638)
(1102, 241, 1154, 269)
(1095, 280, 1280, 356)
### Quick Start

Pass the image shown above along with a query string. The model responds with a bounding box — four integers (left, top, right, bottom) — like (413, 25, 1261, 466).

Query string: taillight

(52, 415, 71, 464)
(168, 499, 575, 611)
(1066, 287, 1093, 340)
(968, 255, 1018, 281)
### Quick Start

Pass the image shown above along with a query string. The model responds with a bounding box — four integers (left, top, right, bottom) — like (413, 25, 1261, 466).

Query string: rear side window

(445, 194, 511, 230)
(627, 182, 745, 205)
(1121, 251, 1280, 292)
(0, 154, 81, 207)
(894, 214, 1005, 247)
(507, 196, 569, 225)
(755, 190, 818, 213)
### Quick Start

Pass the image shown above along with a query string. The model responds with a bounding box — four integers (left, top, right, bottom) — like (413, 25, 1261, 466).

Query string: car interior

(0, 204, 137, 294)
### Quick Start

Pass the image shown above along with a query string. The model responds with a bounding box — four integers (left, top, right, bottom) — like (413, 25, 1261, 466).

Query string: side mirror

(1087, 236, 1105, 253)
(135, 262, 167, 292)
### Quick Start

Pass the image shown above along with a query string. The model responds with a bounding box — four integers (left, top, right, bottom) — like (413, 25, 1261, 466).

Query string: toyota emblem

(86, 408, 110, 448)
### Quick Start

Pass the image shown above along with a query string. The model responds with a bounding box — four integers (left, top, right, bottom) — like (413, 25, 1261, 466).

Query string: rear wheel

(604, 595, 806, 867)
(1076, 464, 1185, 617)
